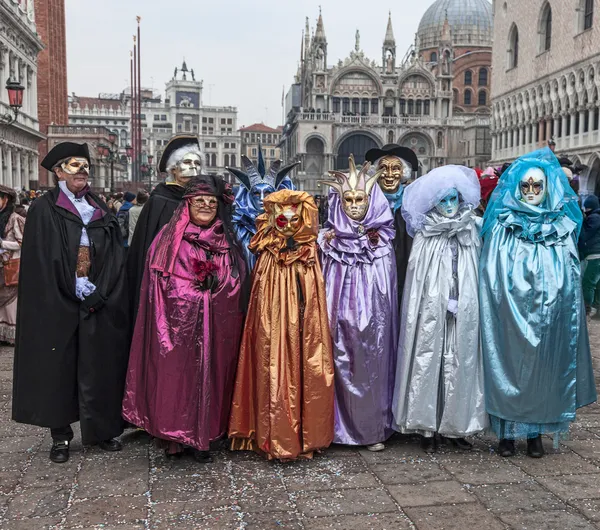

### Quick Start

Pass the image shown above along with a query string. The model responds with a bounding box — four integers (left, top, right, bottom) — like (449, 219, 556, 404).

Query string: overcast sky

(65, 0, 429, 127)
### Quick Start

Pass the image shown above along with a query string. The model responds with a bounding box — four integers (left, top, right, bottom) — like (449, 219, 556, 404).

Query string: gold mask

(377, 156, 409, 193)
(273, 203, 303, 237)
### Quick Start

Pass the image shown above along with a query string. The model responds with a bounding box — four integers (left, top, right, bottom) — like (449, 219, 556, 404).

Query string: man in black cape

(12, 142, 129, 463)
(365, 144, 419, 308)
(126, 135, 202, 322)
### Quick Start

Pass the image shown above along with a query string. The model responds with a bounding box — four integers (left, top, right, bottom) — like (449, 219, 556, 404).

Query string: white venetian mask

(519, 167, 547, 206)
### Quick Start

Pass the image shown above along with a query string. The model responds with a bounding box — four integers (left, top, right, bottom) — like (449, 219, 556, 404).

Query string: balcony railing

(296, 112, 483, 128)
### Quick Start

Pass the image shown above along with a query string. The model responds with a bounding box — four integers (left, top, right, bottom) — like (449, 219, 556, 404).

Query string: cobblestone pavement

(0, 324, 599, 530)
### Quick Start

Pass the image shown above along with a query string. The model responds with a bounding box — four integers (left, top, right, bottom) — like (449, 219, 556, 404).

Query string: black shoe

(50, 441, 70, 463)
(98, 439, 122, 452)
(498, 438, 516, 457)
(452, 438, 473, 451)
(527, 435, 545, 458)
(421, 436, 436, 454)
(193, 450, 212, 463)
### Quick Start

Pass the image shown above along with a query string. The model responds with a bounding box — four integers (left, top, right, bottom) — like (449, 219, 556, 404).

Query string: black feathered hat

(41, 142, 90, 171)
(364, 144, 419, 172)
(158, 135, 200, 173)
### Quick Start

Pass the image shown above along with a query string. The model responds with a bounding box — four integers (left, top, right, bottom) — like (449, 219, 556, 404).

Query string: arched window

(508, 24, 519, 69)
(478, 90, 487, 106)
(387, 130, 394, 143)
(407, 100, 414, 115)
(437, 131, 443, 149)
(230, 154, 236, 167)
(211, 153, 217, 167)
(464, 89, 472, 106)
(478, 68, 488, 86)
(430, 51, 437, 63)
(205, 154, 210, 167)
(224, 154, 230, 167)
(539, 3, 552, 52)
(464, 70, 472, 85)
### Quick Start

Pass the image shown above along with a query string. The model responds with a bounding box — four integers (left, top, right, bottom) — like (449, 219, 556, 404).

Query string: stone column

(580, 108, 586, 141)
(561, 114, 568, 139)
(570, 111, 577, 139)
(6, 149, 13, 187)
(545, 119, 552, 143)
(15, 150, 21, 190)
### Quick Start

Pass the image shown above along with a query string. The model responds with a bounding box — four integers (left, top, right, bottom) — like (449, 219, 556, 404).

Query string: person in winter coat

(579, 195, 600, 315)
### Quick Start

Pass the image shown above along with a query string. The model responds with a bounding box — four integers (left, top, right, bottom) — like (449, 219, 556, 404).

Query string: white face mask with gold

(60, 157, 90, 176)
(519, 167, 547, 207)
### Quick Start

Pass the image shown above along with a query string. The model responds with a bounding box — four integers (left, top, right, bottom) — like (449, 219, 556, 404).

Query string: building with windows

(239, 123, 283, 168)
(0, 0, 44, 189)
(490, 0, 600, 196)
(68, 62, 241, 186)
(281, 0, 493, 195)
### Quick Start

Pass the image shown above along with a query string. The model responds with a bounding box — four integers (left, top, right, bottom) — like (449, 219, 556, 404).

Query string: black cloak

(12, 186, 129, 444)
(393, 209, 412, 309)
(126, 182, 185, 321)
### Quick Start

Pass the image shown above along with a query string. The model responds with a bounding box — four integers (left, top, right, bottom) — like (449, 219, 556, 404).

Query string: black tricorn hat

(158, 135, 199, 173)
(364, 144, 419, 172)
(41, 142, 90, 171)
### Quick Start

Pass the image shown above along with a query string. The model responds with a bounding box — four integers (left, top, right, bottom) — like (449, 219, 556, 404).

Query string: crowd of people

(8, 134, 598, 466)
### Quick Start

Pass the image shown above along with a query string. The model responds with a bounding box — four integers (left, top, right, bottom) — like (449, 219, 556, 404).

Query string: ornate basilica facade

(282, 0, 494, 195)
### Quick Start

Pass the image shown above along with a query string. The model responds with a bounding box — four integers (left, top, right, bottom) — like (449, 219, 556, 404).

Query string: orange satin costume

(228, 190, 335, 460)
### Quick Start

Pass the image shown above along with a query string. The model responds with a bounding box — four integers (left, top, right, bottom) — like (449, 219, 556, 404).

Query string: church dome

(417, 0, 493, 50)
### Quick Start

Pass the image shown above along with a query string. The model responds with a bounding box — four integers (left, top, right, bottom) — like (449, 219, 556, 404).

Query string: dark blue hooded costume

(227, 147, 297, 269)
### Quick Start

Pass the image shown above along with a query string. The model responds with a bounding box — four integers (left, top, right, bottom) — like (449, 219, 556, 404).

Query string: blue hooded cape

(479, 148, 597, 441)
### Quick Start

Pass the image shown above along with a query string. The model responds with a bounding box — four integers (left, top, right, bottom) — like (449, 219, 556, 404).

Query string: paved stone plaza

(0, 324, 599, 530)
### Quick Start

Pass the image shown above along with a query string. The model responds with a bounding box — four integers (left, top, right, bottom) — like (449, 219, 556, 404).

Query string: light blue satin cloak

(479, 148, 597, 440)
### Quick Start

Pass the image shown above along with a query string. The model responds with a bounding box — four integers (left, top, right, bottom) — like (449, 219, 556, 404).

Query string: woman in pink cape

(123, 175, 247, 462)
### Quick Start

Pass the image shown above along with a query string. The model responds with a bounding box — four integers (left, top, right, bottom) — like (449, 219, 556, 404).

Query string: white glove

(447, 299, 458, 315)
(75, 277, 97, 301)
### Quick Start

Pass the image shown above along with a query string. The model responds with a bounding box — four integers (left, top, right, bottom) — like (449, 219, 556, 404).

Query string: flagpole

(137, 16, 143, 186)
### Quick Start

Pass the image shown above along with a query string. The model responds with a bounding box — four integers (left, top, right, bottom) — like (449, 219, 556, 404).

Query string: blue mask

(435, 188, 460, 218)
(249, 182, 276, 213)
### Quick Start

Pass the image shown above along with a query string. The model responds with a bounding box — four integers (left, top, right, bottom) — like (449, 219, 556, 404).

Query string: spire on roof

(181, 60, 188, 72)
(314, 6, 326, 43)
(384, 11, 395, 45)
(440, 11, 452, 43)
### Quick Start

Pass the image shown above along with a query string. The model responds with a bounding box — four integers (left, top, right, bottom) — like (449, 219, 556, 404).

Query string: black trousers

(50, 425, 74, 442)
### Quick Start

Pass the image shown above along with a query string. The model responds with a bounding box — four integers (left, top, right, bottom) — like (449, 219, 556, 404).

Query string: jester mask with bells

(320, 155, 383, 222)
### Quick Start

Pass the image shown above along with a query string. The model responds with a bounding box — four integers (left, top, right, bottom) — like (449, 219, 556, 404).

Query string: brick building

(35, 0, 68, 188)
(239, 123, 283, 168)
(0, 0, 44, 189)
(281, 1, 493, 195)
(490, 0, 600, 197)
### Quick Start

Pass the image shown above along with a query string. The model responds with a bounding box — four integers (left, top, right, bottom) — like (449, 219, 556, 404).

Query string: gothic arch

(329, 66, 383, 97)
(304, 132, 329, 152)
(333, 130, 382, 169)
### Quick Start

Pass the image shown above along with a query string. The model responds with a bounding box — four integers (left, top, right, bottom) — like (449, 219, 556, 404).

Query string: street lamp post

(98, 131, 120, 191)
(0, 79, 25, 126)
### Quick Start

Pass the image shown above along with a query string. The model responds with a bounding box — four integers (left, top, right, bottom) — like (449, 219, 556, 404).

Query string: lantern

(108, 130, 118, 144)
(6, 79, 24, 109)
(125, 144, 133, 158)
